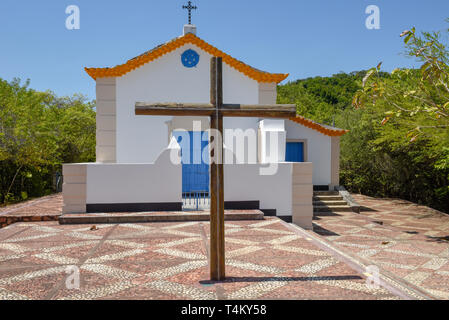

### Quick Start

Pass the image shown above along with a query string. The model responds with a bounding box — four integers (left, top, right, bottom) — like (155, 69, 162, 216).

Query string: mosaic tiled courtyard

(0, 194, 448, 300)
(313, 194, 449, 300)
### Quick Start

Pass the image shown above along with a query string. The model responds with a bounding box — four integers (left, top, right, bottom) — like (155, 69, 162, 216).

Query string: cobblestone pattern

(0, 194, 62, 229)
(0, 218, 399, 300)
(312, 194, 449, 300)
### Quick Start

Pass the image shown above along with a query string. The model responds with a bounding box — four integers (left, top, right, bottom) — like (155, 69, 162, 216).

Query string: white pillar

(259, 120, 286, 163)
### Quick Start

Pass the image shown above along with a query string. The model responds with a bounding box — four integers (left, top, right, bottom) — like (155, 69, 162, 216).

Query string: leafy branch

(353, 21, 449, 142)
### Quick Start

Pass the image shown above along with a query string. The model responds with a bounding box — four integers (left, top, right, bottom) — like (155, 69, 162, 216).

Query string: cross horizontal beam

(135, 103, 297, 118)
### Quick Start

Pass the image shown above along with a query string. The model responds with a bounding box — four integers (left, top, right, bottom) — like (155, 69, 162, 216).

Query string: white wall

(86, 150, 182, 204)
(224, 163, 293, 216)
(223, 117, 260, 164)
(64, 151, 314, 227)
(285, 120, 332, 186)
(116, 43, 259, 164)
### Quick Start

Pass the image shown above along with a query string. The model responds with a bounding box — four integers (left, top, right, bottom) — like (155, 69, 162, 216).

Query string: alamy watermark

(66, 265, 80, 290)
(365, 5, 380, 30)
(169, 121, 281, 176)
(63, 5, 380, 31)
(66, 5, 80, 30)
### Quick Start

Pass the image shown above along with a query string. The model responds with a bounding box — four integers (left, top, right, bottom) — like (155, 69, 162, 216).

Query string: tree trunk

(5, 165, 23, 204)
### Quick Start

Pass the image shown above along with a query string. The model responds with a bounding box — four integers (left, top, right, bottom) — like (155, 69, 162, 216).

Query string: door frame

(166, 117, 211, 144)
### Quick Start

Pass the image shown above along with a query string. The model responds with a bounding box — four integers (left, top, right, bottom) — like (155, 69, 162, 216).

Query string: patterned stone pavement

(0, 194, 62, 228)
(312, 194, 449, 300)
(0, 194, 62, 215)
(0, 218, 402, 300)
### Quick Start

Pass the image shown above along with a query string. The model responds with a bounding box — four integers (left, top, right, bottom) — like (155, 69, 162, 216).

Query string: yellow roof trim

(85, 33, 289, 83)
(289, 116, 349, 137)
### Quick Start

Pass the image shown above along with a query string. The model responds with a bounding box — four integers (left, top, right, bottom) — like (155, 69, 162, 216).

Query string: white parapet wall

(224, 163, 292, 215)
(85, 162, 182, 210)
(63, 153, 313, 229)
(224, 162, 313, 230)
(63, 149, 182, 214)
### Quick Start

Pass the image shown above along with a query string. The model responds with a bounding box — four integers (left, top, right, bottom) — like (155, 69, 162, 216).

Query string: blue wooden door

(286, 142, 305, 162)
(173, 131, 210, 193)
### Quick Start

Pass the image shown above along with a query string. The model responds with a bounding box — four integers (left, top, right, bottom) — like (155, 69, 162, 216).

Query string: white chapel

(62, 20, 348, 230)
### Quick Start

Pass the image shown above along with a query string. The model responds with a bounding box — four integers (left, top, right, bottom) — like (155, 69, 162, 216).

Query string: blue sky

(0, 0, 448, 100)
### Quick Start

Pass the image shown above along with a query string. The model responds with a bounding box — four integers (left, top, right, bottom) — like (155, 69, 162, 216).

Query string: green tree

(354, 21, 449, 140)
(0, 78, 96, 204)
(277, 68, 449, 212)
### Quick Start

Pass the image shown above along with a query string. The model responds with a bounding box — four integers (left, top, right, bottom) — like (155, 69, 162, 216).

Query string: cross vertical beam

(134, 60, 296, 282)
(209, 57, 225, 281)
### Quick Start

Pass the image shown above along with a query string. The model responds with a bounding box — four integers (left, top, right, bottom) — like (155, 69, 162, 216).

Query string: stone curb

(0, 215, 60, 229)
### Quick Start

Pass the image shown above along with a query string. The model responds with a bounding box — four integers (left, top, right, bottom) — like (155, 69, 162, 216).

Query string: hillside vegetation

(281, 22, 449, 213)
(0, 78, 96, 204)
(279, 70, 449, 213)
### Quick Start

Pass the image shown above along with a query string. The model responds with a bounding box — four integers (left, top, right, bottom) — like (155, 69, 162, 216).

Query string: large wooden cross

(135, 57, 296, 281)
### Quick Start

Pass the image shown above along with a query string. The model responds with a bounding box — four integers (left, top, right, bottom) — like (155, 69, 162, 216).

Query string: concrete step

(313, 205, 353, 213)
(314, 191, 339, 196)
(313, 195, 344, 201)
(313, 211, 347, 217)
(59, 210, 264, 225)
(313, 201, 348, 206)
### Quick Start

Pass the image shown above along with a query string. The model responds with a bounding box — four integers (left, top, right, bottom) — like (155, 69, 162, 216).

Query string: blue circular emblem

(181, 49, 200, 68)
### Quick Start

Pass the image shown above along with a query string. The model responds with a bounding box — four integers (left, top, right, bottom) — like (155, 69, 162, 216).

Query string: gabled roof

(85, 33, 289, 83)
(289, 116, 349, 137)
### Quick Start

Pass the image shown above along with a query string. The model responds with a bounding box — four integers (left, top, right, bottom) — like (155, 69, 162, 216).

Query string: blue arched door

(173, 131, 210, 193)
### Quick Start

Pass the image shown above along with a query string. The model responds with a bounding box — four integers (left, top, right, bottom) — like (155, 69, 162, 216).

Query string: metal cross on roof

(182, 1, 197, 25)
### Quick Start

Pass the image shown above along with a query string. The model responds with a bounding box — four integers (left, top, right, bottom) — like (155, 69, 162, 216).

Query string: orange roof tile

(289, 116, 349, 137)
(85, 33, 289, 83)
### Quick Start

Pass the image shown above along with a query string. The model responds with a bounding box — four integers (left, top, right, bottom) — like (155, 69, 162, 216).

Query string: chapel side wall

(285, 120, 332, 186)
(115, 44, 260, 164)
(96, 77, 117, 163)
